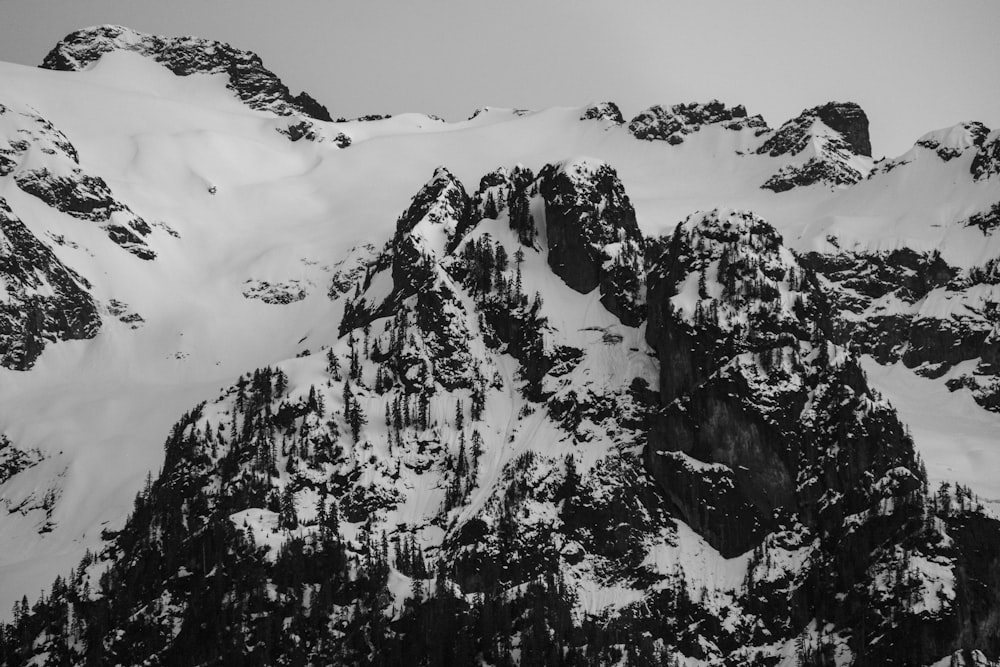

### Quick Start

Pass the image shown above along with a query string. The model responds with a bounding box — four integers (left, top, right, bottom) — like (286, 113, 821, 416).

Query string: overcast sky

(2, 0, 998, 157)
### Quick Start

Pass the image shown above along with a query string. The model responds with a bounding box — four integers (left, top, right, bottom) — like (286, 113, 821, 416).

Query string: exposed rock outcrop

(628, 100, 767, 144)
(972, 130, 1000, 181)
(580, 102, 625, 125)
(0, 197, 101, 369)
(800, 248, 1000, 411)
(539, 159, 645, 326)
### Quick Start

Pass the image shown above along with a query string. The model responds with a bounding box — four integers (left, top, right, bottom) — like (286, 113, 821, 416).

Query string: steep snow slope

(863, 359, 1000, 506)
(0, 34, 999, 634)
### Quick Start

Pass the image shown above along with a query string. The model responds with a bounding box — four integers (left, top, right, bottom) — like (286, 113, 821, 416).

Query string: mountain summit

(42, 25, 332, 121)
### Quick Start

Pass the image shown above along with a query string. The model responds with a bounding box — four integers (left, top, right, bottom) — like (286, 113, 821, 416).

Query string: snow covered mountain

(1, 25, 1000, 666)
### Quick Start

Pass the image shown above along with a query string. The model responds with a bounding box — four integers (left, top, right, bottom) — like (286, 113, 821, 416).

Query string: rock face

(627, 100, 768, 144)
(800, 246, 1000, 411)
(644, 209, 920, 556)
(0, 198, 101, 369)
(539, 159, 645, 326)
(757, 101, 873, 191)
(814, 102, 872, 157)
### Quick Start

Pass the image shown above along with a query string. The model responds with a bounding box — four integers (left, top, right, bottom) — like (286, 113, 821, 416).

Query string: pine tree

(326, 348, 342, 380)
(483, 191, 498, 219)
(471, 430, 484, 475)
(279, 486, 298, 530)
(343, 380, 366, 442)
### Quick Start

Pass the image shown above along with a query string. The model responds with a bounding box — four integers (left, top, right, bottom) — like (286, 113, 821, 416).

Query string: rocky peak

(627, 100, 768, 144)
(338, 168, 472, 334)
(758, 101, 871, 158)
(814, 101, 872, 157)
(579, 102, 624, 125)
(390, 167, 470, 300)
(756, 101, 874, 191)
(41, 25, 332, 122)
(538, 158, 645, 325)
(393, 167, 470, 250)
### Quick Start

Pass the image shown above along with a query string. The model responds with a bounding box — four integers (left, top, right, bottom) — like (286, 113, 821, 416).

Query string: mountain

(0, 26, 999, 666)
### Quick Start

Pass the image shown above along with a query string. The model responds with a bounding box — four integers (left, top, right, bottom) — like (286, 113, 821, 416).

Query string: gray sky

(2, 0, 999, 157)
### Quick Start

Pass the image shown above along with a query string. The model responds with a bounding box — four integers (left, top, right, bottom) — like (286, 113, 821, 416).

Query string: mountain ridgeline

(3, 155, 999, 666)
(1, 24, 1000, 667)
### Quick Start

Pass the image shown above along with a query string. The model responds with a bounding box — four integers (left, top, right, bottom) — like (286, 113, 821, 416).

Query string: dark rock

(14, 167, 154, 259)
(815, 102, 872, 157)
(644, 447, 766, 556)
(0, 435, 44, 485)
(628, 100, 767, 144)
(277, 119, 351, 147)
(799, 248, 1000, 409)
(973, 131, 1000, 181)
(580, 102, 625, 125)
(0, 197, 101, 369)
(644, 209, 921, 555)
(539, 159, 645, 326)
(761, 157, 865, 192)
(413, 279, 475, 390)
(962, 202, 1000, 233)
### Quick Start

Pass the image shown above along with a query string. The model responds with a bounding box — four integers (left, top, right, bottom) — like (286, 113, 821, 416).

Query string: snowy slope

(0, 29, 998, 654)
